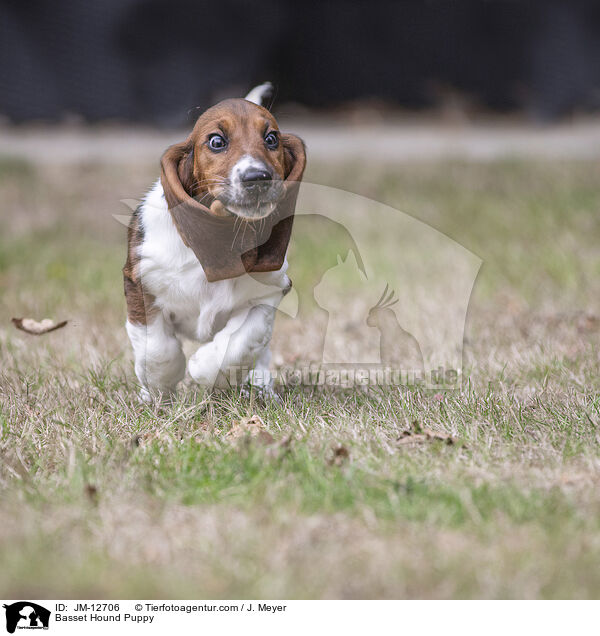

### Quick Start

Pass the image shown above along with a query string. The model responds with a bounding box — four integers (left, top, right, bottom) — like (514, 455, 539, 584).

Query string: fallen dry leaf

(397, 421, 460, 446)
(84, 483, 99, 505)
(227, 414, 274, 445)
(577, 313, 600, 333)
(327, 445, 350, 466)
(397, 433, 428, 445)
(12, 317, 67, 335)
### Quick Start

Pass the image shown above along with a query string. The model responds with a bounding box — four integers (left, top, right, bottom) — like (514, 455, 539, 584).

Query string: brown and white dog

(123, 84, 306, 401)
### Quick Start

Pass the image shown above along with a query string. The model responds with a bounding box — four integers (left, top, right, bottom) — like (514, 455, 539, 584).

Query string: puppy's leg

(126, 315, 186, 402)
(243, 345, 280, 400)
(188, 302, 278, 390)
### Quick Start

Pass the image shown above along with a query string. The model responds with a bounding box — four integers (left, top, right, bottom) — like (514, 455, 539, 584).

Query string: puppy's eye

(264, 131, 279, 149)
(208, 134, 227, 151)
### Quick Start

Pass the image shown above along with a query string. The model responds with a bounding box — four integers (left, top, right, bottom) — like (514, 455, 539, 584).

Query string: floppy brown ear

(160, 139, 195, 210)
(281, 133, 306, 183)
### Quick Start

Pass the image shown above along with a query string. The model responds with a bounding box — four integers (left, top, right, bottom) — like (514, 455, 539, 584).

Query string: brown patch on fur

(123, 207, 158, 325)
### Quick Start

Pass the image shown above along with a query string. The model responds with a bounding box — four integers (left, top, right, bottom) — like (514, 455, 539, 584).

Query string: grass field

(1, 154, 600, 599)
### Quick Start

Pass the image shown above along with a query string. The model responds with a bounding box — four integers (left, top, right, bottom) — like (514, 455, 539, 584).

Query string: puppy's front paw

(138, 387, 176, 405)
(240, 383, 282, 404)
(188, 344, 222, 388)
(138, 387, 152, 404)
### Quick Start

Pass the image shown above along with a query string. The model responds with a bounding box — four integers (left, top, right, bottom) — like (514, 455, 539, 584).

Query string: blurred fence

(1, 0, 599, 124)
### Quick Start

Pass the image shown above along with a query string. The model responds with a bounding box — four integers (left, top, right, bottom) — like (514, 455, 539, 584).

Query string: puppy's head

(164, 98, 305, 220)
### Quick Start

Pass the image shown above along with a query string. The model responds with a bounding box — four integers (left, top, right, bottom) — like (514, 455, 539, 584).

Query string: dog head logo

(3, 603, 50, 633)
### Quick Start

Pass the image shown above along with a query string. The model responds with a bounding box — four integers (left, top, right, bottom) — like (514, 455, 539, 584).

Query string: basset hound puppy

(123, 83, 306, 401)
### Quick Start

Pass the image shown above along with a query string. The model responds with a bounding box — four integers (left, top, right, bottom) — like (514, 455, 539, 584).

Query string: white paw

(138, 387, 152, 404)
(138, 387, 177, 405)
(188, 344, 222, 387)
(240, 381, 282, 404)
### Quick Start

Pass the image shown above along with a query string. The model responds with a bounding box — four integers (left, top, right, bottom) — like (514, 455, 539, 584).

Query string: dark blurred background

(1, 0, 599, 125)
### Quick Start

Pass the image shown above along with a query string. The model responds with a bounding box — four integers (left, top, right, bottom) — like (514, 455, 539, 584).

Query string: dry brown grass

(1, 156, 600, 598)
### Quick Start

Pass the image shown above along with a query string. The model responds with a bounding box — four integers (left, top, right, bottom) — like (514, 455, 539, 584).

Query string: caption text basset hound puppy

(123, 83, 306, 401)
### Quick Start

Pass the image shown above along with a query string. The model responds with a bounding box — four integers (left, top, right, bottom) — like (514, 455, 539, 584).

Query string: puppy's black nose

(241, 167, 272, 187)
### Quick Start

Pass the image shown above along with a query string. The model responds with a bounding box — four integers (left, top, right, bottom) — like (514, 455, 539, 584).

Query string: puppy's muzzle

(223, 160, 284, 218)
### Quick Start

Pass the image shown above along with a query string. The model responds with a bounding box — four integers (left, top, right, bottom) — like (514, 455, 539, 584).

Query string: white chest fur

(138, 180, 288, 341)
